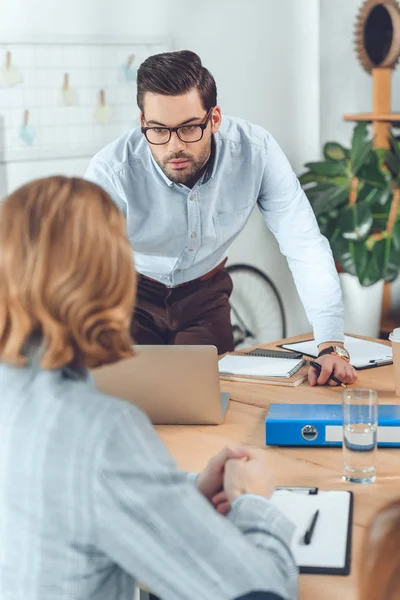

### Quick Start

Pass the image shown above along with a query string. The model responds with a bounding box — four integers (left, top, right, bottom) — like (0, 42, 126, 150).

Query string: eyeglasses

(141, 107, 214, 145)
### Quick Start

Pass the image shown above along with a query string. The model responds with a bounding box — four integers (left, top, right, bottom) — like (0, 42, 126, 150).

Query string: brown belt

(175, 257, 228, 287)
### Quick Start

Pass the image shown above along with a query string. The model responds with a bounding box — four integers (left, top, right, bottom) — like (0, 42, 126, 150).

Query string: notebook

(271, 488, 353, 575)
(218, 355, 305, 380)
(233, 348, 303, 360)
(279, 334, 393, 370)
(219, 364, 309, 387)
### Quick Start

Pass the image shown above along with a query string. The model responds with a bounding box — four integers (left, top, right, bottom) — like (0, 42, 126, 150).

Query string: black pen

(310, 360, 347, 388)
(303, 509, 319, 545)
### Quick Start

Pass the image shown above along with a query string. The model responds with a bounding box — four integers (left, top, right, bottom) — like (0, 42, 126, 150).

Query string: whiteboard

(0, 35, 170, 163)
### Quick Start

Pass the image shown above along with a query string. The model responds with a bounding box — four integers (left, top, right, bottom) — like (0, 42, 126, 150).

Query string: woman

(0, 176, 297, 600)
(359, 499, 400, 600)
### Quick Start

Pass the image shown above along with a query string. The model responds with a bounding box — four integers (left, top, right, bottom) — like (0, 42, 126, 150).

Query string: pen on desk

(303, 509, 319, 545)
(369, 358, 393, 366)
(310, 360, 347, 388)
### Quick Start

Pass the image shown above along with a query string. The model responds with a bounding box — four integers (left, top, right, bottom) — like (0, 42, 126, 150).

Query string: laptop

(91, 345, 230, 425)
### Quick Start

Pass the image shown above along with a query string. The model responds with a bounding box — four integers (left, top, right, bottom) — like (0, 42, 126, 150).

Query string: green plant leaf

(386, 243, 400, 281)
(299, 171, 349, 186)
(357, 184, 390, 206)
(319, 214, 338, 240)
(337, 201, 373, 241)
(303, 182, 334, 203)
(383, 151, 400, 179)
(392, 219, 400, 250)
(331, 237, 358, 277)
(371, 199, 392, 231)
(359, 237, 400, 286)
(390, 130, 400, 163)
(323, 142, 349, 162)
(332, 237, 371, 283)
(362, 238, 388, 286)
(311, 185, 349, 217)
(376, 147, 389, 170)
(304, 161, 349, 177)
(330, 237, 389, 286)
(357, 150, 388, 189)
(351, 122, 373, 175)
(351, 241, 371, 283)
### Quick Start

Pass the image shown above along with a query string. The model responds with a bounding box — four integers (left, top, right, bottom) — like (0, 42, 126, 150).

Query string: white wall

(320, 0, 400, 312)
(0, 0, 170, 191)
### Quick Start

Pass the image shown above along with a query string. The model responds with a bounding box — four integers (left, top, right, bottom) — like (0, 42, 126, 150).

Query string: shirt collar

(23, 333, 89, 381)
(201, 134, 217, 184)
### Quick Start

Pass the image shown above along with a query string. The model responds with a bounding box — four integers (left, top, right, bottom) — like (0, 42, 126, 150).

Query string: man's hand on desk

(196, 446, 251, 512)
(308, 354, 358, 387)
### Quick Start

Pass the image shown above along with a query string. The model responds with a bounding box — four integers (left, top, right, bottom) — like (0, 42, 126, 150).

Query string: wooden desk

(155, 335, 400, 600)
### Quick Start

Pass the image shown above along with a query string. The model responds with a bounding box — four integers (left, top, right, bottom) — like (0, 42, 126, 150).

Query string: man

(85, 50, 357, 387)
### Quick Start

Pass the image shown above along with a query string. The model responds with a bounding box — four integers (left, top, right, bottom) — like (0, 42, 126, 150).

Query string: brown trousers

(130, 268, 235, 355)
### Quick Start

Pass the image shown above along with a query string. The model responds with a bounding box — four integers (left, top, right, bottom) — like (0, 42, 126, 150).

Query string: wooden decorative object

(345, 0, 400, 146)
(344, 0, 400, 335)
(355, 0, 400, 74)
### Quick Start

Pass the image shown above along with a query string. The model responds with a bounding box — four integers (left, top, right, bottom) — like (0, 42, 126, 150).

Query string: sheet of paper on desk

(218, 355, 304, 378)
(270, 489, 352, 572)
(281, 334, 392, 368)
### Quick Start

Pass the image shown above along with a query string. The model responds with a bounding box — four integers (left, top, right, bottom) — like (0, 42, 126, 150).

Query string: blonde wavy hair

(0, 176, 135, 370)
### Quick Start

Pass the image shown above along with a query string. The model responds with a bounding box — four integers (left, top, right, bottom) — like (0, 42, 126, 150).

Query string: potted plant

(300, 122, 400, 337)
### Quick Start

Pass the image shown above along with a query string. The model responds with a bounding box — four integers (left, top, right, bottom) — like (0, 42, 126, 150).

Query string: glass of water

(342, 388, 378, 484)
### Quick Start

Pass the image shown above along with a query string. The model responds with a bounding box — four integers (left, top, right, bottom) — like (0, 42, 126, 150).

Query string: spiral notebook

(233, 348, 303, 360)
(218, 354, 306, 385)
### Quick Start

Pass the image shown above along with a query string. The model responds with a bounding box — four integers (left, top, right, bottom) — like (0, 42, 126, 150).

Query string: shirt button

(188, 249, 193, 252)
(190, 195, 195, 201)
(191, 233, 197, 238)
(176, 269, 181, 272)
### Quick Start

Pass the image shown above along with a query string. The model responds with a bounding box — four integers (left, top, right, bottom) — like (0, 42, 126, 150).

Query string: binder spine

(265, 421, 400, 447)
(265, 419, 341, 447)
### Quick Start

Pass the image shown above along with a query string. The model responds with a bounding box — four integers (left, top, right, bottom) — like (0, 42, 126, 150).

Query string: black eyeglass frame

(141, 107, 214, 145)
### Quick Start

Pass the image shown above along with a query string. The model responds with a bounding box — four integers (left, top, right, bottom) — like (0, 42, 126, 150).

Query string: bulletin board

(0, 35, 170, 163)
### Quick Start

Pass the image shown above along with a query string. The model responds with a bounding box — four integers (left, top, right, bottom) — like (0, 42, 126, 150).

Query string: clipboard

(271, 487, 353, 575)
(278, 334, 392, 370)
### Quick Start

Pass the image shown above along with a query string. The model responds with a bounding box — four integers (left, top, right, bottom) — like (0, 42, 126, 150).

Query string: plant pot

(339, 273, 384, 338)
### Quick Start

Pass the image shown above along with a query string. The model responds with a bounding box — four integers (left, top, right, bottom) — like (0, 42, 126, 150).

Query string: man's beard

(153, 145, 211, 186)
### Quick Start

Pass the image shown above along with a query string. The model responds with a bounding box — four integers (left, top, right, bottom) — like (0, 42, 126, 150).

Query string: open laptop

(91, 345, 230, 425)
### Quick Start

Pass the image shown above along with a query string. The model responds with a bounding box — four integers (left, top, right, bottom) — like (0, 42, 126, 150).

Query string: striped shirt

(0, 359, 298, 600)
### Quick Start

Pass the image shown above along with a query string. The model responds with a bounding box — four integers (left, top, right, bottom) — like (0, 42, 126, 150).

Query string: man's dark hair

(137, 50, 217, 113)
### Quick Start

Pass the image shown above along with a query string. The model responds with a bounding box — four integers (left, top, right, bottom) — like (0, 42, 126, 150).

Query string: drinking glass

(342, 388, 378, 484)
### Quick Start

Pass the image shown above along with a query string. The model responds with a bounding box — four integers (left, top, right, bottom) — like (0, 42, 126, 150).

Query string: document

(271, 489, 353, 575)
(280, 335, 392, 369)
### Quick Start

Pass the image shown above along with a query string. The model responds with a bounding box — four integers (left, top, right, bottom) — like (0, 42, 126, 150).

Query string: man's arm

(257, 134, 344, 347)
(94, 404, 298, 600)
(84, 157, 128, 218)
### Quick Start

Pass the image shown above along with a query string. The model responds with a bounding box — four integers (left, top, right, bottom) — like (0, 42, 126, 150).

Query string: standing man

(85, 50, 357, 387)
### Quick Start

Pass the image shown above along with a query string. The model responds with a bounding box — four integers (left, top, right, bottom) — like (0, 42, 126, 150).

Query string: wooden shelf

(344, 112, 400, 123)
